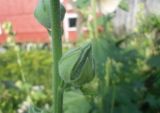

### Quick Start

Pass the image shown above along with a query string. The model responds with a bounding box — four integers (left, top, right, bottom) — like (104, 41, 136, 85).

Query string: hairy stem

(49, 0, 63, 113)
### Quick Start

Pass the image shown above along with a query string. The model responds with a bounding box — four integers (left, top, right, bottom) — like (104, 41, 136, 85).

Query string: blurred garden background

(0, 0, 160, 113)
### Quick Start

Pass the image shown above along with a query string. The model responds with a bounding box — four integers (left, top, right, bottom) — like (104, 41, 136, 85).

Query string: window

(68, 17, 77, 28)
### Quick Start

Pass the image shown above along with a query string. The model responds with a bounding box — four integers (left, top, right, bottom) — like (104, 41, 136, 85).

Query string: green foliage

(90, 35, 160, 113)
(92, 36, 120, 78)
(0, 50, 52, 87)
(0, 50, 52, 113)
(147, 55, 160, 68)
(75, 0, 90, 8)
(139, 15, 160, 33)
(119, 0, 129, 11)
(70, 1, 160, 112)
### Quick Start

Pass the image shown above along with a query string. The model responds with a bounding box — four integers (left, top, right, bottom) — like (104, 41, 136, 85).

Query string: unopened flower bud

(59, 43, 95, 86)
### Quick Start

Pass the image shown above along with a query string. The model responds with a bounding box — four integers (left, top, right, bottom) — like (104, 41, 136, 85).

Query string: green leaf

(75, 0, 90, 8)
(63, 90, 91, 113)
(92, 37, 120, 78)
(34, 0, 66, 29)
(119, 0, 129, 11)
(147, 55, 160, 68)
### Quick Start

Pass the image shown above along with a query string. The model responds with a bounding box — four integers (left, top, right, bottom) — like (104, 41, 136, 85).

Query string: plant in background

(0, 22, 52, 113)
(2, 22, 26, 82)
(0, 50, 53, 113)
(69, 0, 160, 113)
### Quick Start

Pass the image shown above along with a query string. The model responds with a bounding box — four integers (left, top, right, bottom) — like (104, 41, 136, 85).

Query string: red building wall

(0, 0, 78, 44)
(0, 0, 49, 44)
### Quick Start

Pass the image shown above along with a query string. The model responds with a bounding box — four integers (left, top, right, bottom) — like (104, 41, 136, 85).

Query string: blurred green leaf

(119, 0, 129, 11)
(92, 37, 120, 77)
(63, 90, 91, 113)
(75, 0, 90, 8)
(147, 55, 160, 68)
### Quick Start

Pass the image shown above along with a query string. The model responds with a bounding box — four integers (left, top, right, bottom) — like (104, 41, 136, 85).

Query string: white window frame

(64, 13, 78, 31)
(63, 13, 78, 41)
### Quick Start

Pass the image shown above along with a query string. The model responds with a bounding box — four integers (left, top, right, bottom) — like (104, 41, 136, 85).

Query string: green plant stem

(16, 49, 26, 82)
(97, 59, 112, 113)
(49, 0, 63, 113)
(110, 85, 116, 113)
(91, 0, 98, 38)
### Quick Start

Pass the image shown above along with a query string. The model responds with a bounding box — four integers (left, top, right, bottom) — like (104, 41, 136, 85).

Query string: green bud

(34, 0, 66, 29)
(59, 43, 95, 86)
